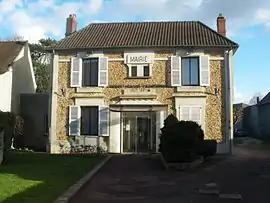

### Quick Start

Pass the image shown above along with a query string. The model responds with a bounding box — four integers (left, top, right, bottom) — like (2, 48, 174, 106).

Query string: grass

(0, 151, 104, 203)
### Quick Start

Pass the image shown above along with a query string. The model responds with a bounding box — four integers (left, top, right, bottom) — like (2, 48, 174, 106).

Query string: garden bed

(0, 151, 103, 203)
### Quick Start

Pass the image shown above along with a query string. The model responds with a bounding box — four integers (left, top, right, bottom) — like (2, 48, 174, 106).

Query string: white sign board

(124, 53, 154, 64)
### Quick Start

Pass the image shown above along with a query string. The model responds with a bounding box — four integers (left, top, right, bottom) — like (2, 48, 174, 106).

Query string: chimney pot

(217, 13, 226, 37)
(65, 14, 77, 37)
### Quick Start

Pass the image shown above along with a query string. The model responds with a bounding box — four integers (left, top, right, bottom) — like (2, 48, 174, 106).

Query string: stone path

(69, 147, 270, 203)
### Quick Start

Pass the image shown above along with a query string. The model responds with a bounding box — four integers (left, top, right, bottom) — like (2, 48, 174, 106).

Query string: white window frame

(179, 105, 202, 125)
(80, 105, 99, 137)
(81, 56, 100, 87)
(181, 56, 200, 86)
(127, 64, 152, 78)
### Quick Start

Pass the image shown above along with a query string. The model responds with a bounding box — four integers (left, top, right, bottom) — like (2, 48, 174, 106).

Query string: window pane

(143, 65, 150, 77)
(81, 107, 90, 135)
(131, 66, 137, 77)
(90, 59, 98, 86)
(82, 60, 91, 86)
(90, 107, 98, 135)
(190, 58, 199, 85)
(181, 58, 190, 85)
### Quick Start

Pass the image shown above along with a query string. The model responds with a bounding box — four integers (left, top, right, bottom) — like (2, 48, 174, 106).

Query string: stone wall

(55, 51, 226, 143)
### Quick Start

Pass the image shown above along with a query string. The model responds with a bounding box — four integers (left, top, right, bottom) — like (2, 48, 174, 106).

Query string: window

(181, 57, 199, 86)
(80, 106, 98, 135)
(44, 115, 48, 135)
(129, 64, 150, 78)
(143, 65, 150, 77)
(82, 58, 98, 87)
(180, 106, 202, 125)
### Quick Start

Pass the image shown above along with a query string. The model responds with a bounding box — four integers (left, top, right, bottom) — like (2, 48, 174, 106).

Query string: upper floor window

(171, 55, 210, 87)
(70, 56, 108, 88)
(181, 57, 199, 86)
(82, 58, 98, 87)
(129, 64, 150, 78)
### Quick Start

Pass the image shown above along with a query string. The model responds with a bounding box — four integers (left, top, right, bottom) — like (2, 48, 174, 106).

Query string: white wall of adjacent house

(0, 67, 13, 112)
(11, 44, 37, 115)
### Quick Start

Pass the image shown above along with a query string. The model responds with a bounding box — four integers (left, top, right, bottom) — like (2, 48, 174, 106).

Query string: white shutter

(179, 106, 190, 121)
(190, 107, 202, 125)
(171, 56, 181, 86)
(99, 106, 109, 136)
(200, 55, 210, 86)
(98, 57, 108, 86)
(69, 106, 81, 136)
(70, 57, 82, 87)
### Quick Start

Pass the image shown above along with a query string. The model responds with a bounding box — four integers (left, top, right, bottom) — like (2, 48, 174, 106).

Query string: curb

(53, 155, 112, 203)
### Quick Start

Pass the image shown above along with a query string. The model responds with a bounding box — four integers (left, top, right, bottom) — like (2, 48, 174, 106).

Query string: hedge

(0, 111, 16, 164)
(159, 114, 217, 163)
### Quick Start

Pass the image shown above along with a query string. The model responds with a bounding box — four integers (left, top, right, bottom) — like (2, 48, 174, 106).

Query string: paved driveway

(69, 147, 270, 203)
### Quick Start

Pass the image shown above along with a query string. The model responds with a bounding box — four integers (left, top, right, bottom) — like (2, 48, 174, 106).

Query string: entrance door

(123, 114, 152, 153)
(137, 117, 151, 153)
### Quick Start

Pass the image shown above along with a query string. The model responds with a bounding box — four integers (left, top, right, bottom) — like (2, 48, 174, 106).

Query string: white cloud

(234, 88, 250, 104)
(234, 87, 268, 104)
(0, 0, 104, 42)
(1, 0, 270, 42)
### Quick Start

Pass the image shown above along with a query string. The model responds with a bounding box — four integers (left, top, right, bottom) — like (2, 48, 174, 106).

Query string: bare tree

(233, 107, 243, 125)
(249, 92, 264, 105)
(5, 33, 24, 41)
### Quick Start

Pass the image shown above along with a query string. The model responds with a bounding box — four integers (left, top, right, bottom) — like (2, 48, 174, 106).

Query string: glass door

(123, 116, 137, 153)
(122, 112, 154, 154)
(137, 117, 151, 153)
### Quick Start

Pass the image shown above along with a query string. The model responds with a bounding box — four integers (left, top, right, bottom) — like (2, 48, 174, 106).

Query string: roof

(233, 103, 249, 109)
(0, 41, 26, 74)
(53, 21, 239, 50)
(258, 92, 270, 106)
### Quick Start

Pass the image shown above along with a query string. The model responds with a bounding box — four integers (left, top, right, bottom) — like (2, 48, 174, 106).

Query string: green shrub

(0, 111, 16, 163)
(159, 114, 205, 163)
(199, 140, 217, 158)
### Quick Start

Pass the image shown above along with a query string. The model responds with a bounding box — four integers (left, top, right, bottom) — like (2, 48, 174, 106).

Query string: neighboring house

(257, 92, 270, 137)
(48, 13, 238, 154)
(233, 103, 248, 131)
(0, 41, 37, 114)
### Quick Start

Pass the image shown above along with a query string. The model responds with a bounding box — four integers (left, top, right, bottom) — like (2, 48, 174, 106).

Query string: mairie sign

(125, 53, 153, 64)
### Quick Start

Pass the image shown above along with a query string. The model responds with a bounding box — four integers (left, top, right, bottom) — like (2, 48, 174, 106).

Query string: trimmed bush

(199, 140, 217, 158)
(0, 111, 16, 164)
(159, 114, 205, 163)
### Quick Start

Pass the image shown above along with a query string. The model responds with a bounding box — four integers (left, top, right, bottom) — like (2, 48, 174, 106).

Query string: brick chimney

(217, 13, 226, 36)
(65, 14, 77, 37)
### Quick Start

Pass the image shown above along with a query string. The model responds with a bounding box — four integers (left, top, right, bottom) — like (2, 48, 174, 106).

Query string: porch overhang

(109, 104, 167, 112)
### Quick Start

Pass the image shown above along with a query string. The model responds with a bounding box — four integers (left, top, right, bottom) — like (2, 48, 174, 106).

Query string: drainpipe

(227, 49, 234, 155)
(224, 49, 234, 155)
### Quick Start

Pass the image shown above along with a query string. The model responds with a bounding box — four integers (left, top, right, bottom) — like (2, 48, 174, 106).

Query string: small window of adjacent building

(181, 57, 199, 86)
(44, 115, 48, 135)
(82, 58, 99, 87)
(80, 106, 98, 135)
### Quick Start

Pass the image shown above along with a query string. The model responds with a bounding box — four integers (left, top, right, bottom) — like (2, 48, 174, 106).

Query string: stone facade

(55, 50, 226, 145)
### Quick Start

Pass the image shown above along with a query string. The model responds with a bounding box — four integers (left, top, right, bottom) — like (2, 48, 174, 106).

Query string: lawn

(0, 151, 104, 203)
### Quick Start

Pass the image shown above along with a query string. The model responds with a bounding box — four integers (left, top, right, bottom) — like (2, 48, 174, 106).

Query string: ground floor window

(80, 106, 98, 135)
